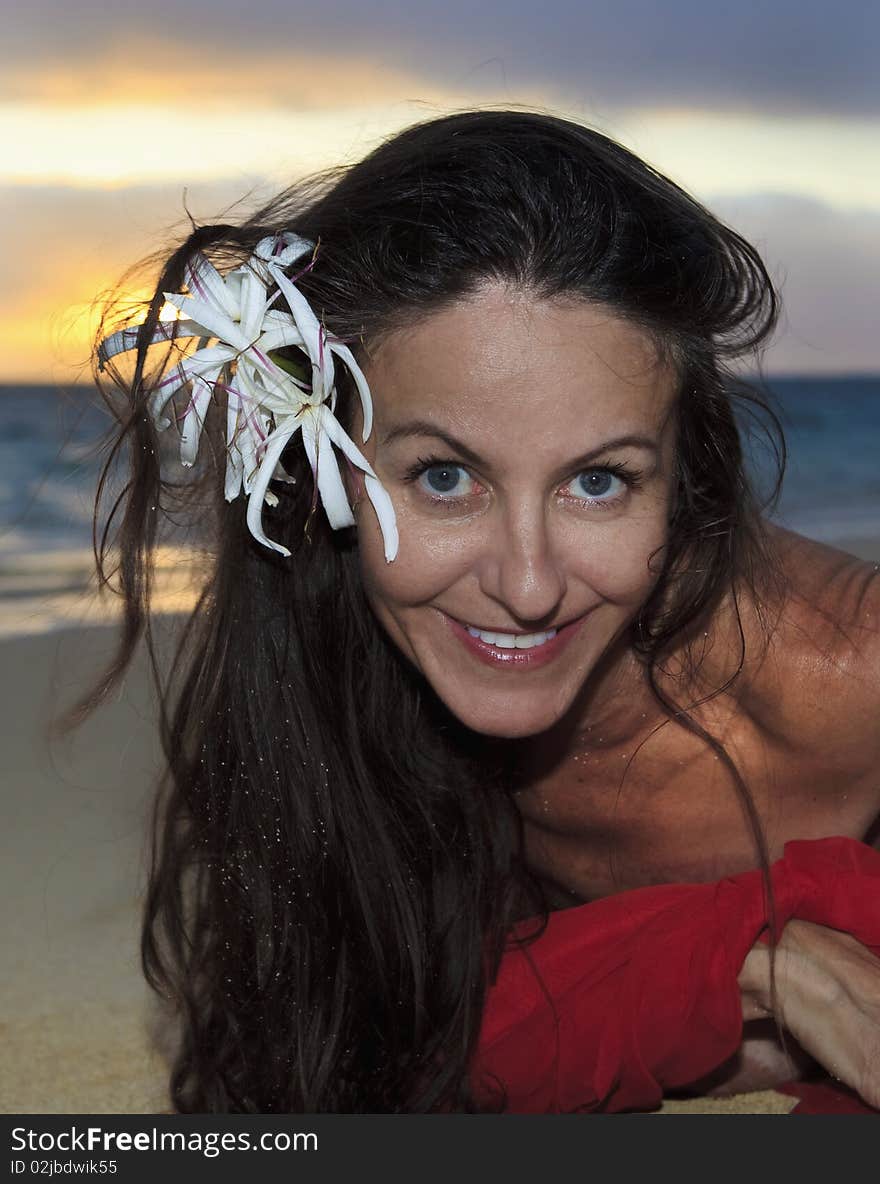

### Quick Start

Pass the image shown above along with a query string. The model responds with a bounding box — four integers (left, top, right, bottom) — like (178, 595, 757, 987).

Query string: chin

(473, 717, 558, 740)
(434, 689, 568, 740)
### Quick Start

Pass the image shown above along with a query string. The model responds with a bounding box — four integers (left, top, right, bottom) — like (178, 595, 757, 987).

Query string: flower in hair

(98, 233, 399, 562)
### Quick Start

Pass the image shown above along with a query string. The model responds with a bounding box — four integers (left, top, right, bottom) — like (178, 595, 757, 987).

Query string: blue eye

(416, 463, 476, 498)
(563, 467, 627, 503)
(404, 457, 640, 506)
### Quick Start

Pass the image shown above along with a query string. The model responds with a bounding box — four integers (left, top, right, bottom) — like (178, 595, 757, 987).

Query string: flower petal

(225, 446, 244, 501)
(363, 473, 400, 563)
(267, 264, 335, 399)
(328, 339, 374, 440)
(239, 341, 308, 405)
(163, 292, 249, 352)
(179, 366, 221, 465)
(184, 253, 239, 319)
(254, 233, 314, 271)
(224, 270, 243, 311)
(97, 319, 205, 367)
(237, 266, 270, 341)
(224, 392, 245, 500)
(235, 362, 293, 431)
(238, 417, 260, 495)
(315, 404, 378, 478)
(300, 411, 355, 530)
(267, 265, 321, 355)
(317, 407, 399, 561)
(222, 371, 268, 489)
(244, 415, 304, 556)
(254, 322, 308, 357)
(261, 308, 300, 329)
(312, 445, 357, 532)
(271, 458, 298, 485)
(147, 346, 234, 428)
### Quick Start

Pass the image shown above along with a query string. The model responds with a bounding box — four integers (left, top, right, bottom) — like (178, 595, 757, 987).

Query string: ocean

(0, 377, 878, 637)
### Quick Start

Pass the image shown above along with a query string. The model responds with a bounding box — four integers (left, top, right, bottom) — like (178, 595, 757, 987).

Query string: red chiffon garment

(470, 837, 880, 1113)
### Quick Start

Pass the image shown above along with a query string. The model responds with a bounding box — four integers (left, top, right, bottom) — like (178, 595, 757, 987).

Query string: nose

(476, 502, 566, 625)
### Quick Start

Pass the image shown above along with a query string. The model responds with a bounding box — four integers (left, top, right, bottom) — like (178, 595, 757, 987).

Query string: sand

(4, 528, 879, 1114)
(0, 623, 176, 1114)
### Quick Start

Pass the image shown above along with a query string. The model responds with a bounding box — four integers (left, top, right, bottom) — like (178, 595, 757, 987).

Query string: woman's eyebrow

(380, 420, 659, 468)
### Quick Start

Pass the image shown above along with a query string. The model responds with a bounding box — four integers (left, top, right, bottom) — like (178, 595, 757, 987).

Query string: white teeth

(466, 626, 558, 649)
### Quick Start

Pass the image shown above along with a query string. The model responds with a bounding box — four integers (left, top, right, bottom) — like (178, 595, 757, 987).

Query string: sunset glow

(1, 100, 424, 188)
(2, 16, 878, 383)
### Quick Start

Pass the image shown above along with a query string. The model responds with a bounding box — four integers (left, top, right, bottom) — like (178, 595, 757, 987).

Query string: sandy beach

(0, 621, 178, 1113)
(2, 530, 877, 1115)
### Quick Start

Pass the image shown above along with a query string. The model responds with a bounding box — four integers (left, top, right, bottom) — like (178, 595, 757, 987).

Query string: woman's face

(351, 284, 680, 739)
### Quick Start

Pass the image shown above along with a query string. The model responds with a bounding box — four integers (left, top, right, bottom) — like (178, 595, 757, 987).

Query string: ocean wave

(0, 544, 207, 639)
(1, 378, 877, 637)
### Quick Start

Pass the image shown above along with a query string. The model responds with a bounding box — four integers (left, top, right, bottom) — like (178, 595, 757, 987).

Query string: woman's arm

(738, 919, 880, 1109)
(472, 836, 880, 1113)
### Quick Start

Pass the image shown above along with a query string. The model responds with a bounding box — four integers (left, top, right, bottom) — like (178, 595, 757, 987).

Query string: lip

(441, 611, 588, 670)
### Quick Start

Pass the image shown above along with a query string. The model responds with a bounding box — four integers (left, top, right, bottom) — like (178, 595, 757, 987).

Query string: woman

(75, 109, 880, 1112)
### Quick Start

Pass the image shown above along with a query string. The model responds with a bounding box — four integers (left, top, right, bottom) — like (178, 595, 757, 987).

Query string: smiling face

(349, 283, 680, 739)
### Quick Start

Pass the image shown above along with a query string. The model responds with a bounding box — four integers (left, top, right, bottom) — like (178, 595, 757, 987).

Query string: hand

(738, 919, 880, 1109)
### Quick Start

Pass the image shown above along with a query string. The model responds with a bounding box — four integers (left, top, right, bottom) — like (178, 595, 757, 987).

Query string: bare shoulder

(737, 522, 880, 771)
(765, 522, 880, 666)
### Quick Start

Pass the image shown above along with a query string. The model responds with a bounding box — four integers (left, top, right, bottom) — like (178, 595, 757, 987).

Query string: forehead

(362, 284, 680, 445)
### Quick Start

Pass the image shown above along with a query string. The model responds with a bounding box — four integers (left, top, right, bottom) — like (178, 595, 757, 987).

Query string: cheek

(356, 506, 468, 611)
(573, 510, 670, 605)
(357, 479, 673, 614)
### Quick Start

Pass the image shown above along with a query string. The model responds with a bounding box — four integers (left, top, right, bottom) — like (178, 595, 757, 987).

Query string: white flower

(98, 233, 399, 562)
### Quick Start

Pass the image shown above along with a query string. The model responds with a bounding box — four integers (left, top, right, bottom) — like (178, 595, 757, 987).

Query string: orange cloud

(0, 38, 461, 110)
(0, 181, 247, 383)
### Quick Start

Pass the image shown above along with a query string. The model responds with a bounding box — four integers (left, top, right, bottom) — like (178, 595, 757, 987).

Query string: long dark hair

(61, 108, 787, 1112)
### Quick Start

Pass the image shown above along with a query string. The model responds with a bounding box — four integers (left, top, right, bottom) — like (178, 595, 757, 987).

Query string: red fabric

(469, 837, 880, 1113)
(777, 1079, 880, 1115)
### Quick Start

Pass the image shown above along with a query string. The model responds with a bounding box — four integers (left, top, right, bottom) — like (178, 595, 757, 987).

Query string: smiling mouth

(442, 610, 587, 648)
(446, 611, 584, 635)
(440, 610, 590, 664)
(463, 623, 558, 650)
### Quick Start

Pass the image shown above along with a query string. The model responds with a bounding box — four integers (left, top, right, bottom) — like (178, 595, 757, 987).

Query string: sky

(2, 0, 878, 382)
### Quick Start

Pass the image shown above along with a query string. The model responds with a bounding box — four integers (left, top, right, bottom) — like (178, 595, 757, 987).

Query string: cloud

(1, 97, 456, 188)
(1, 181, 877, 382)
(0, 181, 250, 382)
(3, 0, 877, 117)
(4, 3, 875, 382)
(0, 41, 451, 109)
(608, 110, 880, 212)
(6, 93, 877, 213)
(713, 193, 880, 373)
